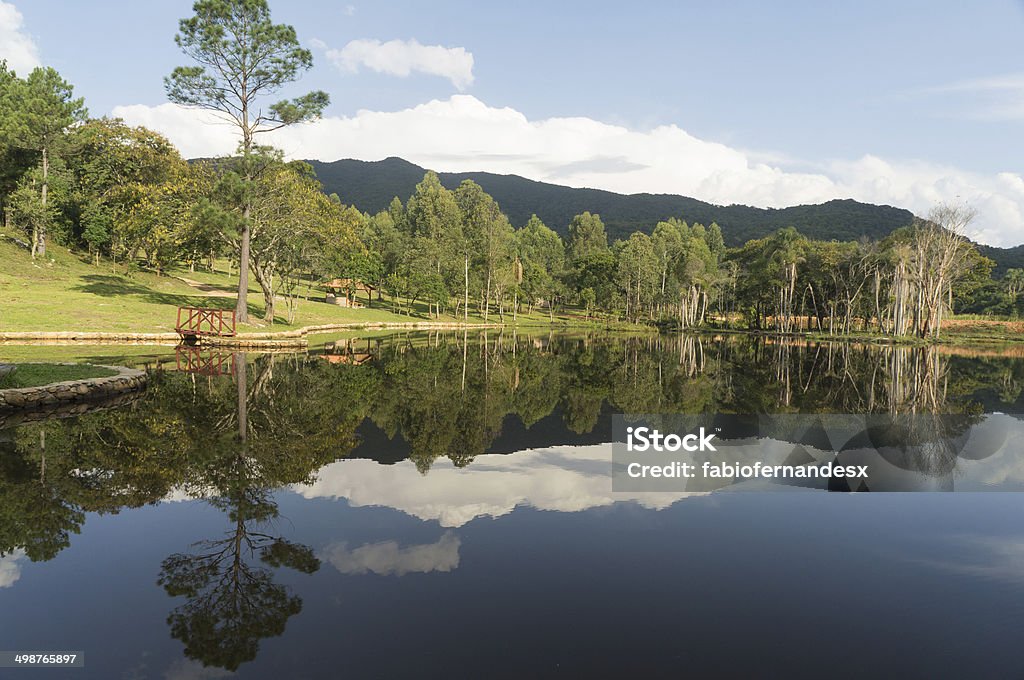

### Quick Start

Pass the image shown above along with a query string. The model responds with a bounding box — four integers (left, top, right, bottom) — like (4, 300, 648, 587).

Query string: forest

(1, 0, 1022, 339)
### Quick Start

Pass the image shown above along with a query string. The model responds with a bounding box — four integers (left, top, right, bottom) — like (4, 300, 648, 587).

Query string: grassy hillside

(0, 239, 567, 333)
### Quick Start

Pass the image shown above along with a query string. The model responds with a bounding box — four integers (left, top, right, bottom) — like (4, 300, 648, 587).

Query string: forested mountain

(307, 157, 1024, 273)
(308, 157, 914, 245)
(977, 244, 1024, 274)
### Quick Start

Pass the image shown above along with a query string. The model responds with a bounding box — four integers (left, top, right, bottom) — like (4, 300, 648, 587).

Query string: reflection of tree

(0, 436, 82, 562)
(0, 353, 367, 570)
(157, 352, 348, 672)
(0, 330, 1006, 569)
(159, 480, 318, 672)
(876, 346, 949, 414)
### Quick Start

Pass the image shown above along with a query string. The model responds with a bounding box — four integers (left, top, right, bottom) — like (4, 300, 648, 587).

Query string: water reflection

(159, 478, 318, 671)
(321, 532, 460, 577)
(2, 333, 1023, 560)
(1, 332, 1024, 674)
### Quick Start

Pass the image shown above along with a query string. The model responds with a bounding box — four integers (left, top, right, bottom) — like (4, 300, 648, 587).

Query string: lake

(2, 332, 1024, 678)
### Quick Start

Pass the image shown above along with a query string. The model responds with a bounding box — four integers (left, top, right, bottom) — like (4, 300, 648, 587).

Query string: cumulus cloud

(315, 38, 474, 90)
(112, 95, 1024, 247)
(0, 549, 27, 588)
(321, 532, 461, 576)
(0, 1, 40, 74)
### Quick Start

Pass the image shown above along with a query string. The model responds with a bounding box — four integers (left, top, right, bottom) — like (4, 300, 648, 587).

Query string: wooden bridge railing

(176, 306, 237, 339)
(175, 345, 236, 376)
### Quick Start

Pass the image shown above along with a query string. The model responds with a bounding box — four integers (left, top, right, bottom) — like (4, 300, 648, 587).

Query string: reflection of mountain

(296, 445, 705, 527)
(297, 414, 1024, 518)
(351, 404, 614, 465)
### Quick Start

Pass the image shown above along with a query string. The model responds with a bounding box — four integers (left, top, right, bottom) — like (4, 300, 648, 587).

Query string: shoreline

(0, 321, 513, 347)
(0, 320, 1018, 350)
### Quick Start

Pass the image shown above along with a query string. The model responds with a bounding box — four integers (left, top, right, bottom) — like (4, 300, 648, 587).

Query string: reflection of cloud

(955, 415, 1024, 487)
(919, 536, 1024, 586)
(322, 532, 461, 576)
(164, 657, 234, 680)
(294, 445, 702, 527)
(0, 549, 26, 588)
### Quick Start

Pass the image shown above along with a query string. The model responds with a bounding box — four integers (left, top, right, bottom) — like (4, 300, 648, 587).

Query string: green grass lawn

(0, 344, 179, 366)
(0, 362, 117, 389)
(0, 239, 629, 334)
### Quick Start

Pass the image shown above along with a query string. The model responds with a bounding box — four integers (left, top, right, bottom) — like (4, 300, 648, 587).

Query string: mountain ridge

(304, 156, 1024, 274)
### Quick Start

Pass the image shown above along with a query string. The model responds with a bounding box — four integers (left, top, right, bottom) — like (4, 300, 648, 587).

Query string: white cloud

(112, 95, 1024, 247)
(321, 532, 461, 576)
(923, 72, 1024, 121)
(317, 38, 474, 90)
(0, 1, 40, 74)
(0, 549, 27, 588)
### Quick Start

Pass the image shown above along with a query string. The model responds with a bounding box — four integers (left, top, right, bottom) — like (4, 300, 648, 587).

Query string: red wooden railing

(176, 306, 237, 338)
(175, 345, 236, 376)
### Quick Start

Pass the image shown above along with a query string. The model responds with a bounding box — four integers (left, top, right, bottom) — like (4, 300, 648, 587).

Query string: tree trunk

(252, 263, 275, 323)
(236, 95, 254, 323)
(485, 269, 491, 321)
(37, 146, 48, 257)
(236, 209, 251, 323)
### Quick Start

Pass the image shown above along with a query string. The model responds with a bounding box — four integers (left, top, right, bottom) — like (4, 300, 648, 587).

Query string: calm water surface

(2, 333, 1024, 679)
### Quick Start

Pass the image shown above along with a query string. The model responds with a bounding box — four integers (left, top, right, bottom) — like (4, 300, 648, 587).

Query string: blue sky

(3, 0, 1024, 245)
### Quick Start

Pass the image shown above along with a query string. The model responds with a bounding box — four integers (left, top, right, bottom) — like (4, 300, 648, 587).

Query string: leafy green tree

(455, 180, 514, 320)
(65, 118, 184, 264)
(406, 172, 462, 317)
(1006, 268, 1024, 317)
(567, 211, 609, 262)
(120, 163, 212, 276)
(675, 229, 717, 327)
(570, 249, 617, 311)
(707, 222, 725, 258)
(363, 205, 403, 301)
(166, 0, 329, 323)
(243, 161, 360, 322)
(0, 65, 87, 257)
(616, 232, 659, 321)
(516, 215, 566, 318)
(763, 227, 808, 333)
(0, 65, 35, 230)
(651, 218, 687, 306)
